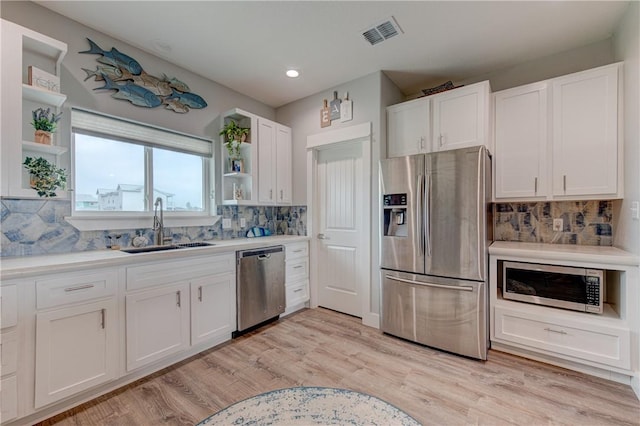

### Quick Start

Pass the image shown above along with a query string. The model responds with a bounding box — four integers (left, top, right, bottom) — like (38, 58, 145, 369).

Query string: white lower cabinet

(1, 284, 18, 423)
(190, 273, 235, 346)
(35, 298, 118, 408)
(284, 242, 309, 315)
(1, 375, 17, 422)
(125, 253, 235, 371)
(494, 306, 630, 370)
(126, 282, 190, 371)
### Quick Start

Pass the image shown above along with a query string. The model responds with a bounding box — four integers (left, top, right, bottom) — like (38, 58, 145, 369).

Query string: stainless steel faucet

(153, 197, 172, 246)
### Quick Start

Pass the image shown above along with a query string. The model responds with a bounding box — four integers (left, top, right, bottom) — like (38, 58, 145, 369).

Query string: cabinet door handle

(563, 175, 567, 192)
(176, 291, 181, 307)
(100, 308, 105, 329)
(198, 286, 202, 302)
(293, 288, 303, 293)
(534, 177, 538, 194)
(439, 134, 444, 147)
(270, 189, 273, 200)
(293, 249, 304, 253)
(544, 327, 567, 335)
(293, 265, 304, 269)
(280, 189, 283, 200)
(64, 284, 94, 292)
(419, 137, 425, 150)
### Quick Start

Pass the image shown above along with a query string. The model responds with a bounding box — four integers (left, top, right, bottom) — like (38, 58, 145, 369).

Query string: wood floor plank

(37, 308, 640, 426)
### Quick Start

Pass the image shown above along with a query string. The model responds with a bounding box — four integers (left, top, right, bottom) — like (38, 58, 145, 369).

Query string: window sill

(65, 215, 221, 231)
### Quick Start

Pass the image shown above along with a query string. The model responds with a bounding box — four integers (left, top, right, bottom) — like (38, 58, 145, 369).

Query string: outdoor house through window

(71, 108, 212, 215)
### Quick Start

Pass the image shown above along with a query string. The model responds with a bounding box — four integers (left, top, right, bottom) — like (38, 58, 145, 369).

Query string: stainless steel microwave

(502, 261, 604, 314)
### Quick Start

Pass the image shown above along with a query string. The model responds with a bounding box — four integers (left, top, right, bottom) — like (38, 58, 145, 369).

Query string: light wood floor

(39, 308, 639, 426)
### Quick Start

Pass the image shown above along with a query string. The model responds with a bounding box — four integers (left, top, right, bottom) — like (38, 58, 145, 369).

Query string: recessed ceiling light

(286, 69, 300, 78)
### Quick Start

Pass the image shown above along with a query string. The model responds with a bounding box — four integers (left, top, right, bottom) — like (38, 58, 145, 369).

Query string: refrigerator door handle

(385, 274, 474, 292)
(417, 174, 424, 255)
(425, 174, 432, 257)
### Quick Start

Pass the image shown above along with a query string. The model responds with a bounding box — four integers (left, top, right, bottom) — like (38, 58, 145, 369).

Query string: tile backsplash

(494, 200, 612, 246)
(0, 198, 306, 257)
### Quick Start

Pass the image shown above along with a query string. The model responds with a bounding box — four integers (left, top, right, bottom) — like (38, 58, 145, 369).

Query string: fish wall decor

(80, 38, 207, 113)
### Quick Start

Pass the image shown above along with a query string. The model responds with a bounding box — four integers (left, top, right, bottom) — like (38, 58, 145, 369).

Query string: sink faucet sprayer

(153, 197, 171, 246)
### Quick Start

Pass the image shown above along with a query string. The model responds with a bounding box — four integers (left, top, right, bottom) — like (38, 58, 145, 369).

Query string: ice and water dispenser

(383, 193, 408, 237)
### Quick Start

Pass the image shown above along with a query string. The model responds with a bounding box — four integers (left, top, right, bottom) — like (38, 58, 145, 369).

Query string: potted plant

(219, 120, 249, 172)
(31, 107, 62, 145)
(23, 156, 67, 197)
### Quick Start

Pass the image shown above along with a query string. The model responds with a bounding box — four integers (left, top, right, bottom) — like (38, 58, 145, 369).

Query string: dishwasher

(235, 245, 285, 336)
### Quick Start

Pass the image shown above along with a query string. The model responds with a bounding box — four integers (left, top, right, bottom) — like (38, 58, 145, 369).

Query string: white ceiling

(35, 1, 630, 108)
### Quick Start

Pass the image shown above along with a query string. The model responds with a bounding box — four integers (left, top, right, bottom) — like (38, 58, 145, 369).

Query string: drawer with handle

(286, 242, 308, 260)
(286, 280, 309, 307)
(0, 285, 17, 329)
(494, 306, 630, 369)
(286, 258, 308, 282)
(36, 269, 118, 309)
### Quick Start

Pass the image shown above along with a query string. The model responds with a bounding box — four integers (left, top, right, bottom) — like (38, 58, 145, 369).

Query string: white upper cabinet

(494, 62, 622, 201)
(276, 125, 292, 204)
(432, 81, 491, 153)
(386, 97, 430, 157)
(257, 117, 292, 205)
(386, 81, 491, 158)
(494, 82, 549, 199)
(552, 63, 621, 198)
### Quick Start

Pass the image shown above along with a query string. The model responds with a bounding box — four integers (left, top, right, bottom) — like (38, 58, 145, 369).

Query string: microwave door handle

(417, 174, 424, 256)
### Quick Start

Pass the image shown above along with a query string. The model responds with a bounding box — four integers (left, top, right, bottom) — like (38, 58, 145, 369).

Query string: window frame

(67, 109, 217, 230)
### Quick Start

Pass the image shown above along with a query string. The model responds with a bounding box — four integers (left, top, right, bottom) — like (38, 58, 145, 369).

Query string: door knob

(317, 233, 329, 240)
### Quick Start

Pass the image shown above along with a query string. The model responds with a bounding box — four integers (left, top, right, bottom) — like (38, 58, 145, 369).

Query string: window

(71, 108, 211, 215)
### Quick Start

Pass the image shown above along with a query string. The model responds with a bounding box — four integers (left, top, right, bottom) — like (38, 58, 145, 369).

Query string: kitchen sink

(121, 241, 215, 253)
(175, 242, 215, 248)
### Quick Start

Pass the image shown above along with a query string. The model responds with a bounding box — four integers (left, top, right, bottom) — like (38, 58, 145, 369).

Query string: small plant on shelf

(23, 156, 67, 197)
(31, 107, 62, 144)
(219, 119, 249, 160)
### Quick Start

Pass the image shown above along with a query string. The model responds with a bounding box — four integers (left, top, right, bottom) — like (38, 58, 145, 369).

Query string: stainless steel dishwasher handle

(385, 274, 473, 292)
(258, 254, 271, 260)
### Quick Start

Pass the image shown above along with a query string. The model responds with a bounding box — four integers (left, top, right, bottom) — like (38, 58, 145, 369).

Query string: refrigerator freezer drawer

(381, 270, 487, 360)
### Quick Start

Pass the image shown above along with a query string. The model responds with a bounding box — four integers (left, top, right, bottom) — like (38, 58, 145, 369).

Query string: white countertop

(0, 235, 310, 281)
(489, 241, 639, 267)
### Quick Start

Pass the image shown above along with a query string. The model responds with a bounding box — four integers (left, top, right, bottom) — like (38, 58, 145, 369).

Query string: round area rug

(197, 386, 421, 425)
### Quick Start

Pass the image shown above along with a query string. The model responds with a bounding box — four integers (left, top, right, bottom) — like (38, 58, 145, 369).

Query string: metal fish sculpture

(165, 89, 207, 109)
(117, 70, 172, 96)
(164, 98, 190, 114)
(162, 74, 190, 93)
(79, 38, 143, 75)
(95, 75, 162, 108)
(82, 65, 123, 81)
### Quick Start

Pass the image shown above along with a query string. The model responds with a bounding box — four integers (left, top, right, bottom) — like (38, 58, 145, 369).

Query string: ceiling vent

(362, 16, 403, 46)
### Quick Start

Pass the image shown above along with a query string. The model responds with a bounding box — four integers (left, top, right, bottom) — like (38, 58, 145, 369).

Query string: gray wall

(276, 71, 403, 320)
(1, 1, 275, 151)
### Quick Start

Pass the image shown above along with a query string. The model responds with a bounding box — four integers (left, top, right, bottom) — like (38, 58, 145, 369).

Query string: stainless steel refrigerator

(379, 145, 492, 360)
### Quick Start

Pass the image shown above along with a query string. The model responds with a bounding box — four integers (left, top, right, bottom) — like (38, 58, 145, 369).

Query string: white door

(276, 125, 292, 204)
(126, 282, 190, 371)
(315, 142, 366, 317)
(190, 273, 235, 346)
(552, 63, 619, 196)
(34, 298, 118, 408)
(432, 81, 489, 152)
(257, 118, 276, 203)
(387, 97, 430, 157)
(494, 81, 548, 199)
